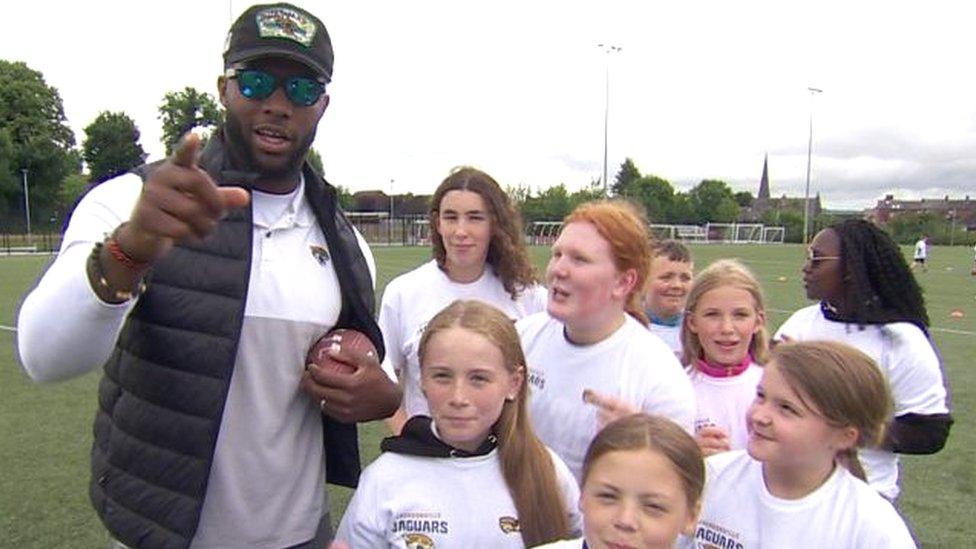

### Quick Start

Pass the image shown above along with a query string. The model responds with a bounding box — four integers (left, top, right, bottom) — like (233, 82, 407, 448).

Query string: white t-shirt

(379, 260, 547, 417)
(649, 320, 683, 361)
(680, 450, 916, 548)
(518, 313, 696, 481)
(689, 363, 763, 452)
(335, 446, 581, 548)
(913, 239, 927, 260)
(775, 304, 949, 500)
(17, 173, 381, 548)
(533, 539, 584, 548)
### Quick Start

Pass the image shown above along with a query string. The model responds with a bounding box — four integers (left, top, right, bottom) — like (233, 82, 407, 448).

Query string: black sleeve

(884, 413, 954, 454)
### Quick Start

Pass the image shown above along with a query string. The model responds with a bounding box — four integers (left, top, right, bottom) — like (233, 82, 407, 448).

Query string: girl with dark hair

(380, 167, 546, 433)
(775, 218, 952, 500)
(336, 300, 580, 548)
(518, 200, 695, 481)
(534, 414, 704, 549)
(684, 341, 915, 548)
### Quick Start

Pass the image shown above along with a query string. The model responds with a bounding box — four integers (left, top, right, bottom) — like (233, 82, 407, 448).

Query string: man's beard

(222, 109, 316, 185)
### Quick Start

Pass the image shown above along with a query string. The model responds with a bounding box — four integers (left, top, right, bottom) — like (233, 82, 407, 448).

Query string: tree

(332, 185, 354, 210)
(82, 111, 147, 183)
(307, 148, 324, 176)
(626, 175, 675, 224)
(762, 209, 803, 243)
(0, 60, 79, 229)
(688, 179, 740, 223)
(569, 181, 606, 210)
(521, 184, 573, 223)
(734, 191, 754, 208)
(670, 193, 696, 224)
(611, 158, 641, 196)
(158, 87, 223, 155)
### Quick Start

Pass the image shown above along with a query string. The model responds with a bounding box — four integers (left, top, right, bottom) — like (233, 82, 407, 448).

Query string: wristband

(106, 223, 151, 271)
(88, 240, 147, 302)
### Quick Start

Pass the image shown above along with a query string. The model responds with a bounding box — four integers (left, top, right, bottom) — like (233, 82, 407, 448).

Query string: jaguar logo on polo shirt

(498, 516, 520, 534)
(309, 245, 330, 265)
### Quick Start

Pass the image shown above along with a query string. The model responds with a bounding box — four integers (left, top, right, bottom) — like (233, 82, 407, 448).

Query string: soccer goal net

(529, 221, 563, 245)
(408, 217, 431, 246)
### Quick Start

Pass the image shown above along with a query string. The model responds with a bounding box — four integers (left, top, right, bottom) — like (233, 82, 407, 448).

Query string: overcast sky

(3, 1, 974, 210)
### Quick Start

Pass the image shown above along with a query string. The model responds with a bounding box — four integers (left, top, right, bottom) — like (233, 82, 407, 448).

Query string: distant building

(864, 194, 976, 229)
(741, 155, 822, 222)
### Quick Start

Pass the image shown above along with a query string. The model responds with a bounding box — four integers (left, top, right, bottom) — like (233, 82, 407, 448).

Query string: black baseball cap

(223, 3, 334, 81)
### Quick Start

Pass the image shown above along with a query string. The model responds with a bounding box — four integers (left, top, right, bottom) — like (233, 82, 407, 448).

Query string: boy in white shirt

(643, 239, 694, 360)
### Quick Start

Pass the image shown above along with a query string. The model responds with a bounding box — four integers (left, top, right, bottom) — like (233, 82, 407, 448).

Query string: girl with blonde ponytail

(686, 341, 917, 548)
(336, 300, 579, 548)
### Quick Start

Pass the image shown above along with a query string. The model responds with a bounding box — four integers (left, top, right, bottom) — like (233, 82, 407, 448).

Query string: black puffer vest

(89, 135, 383, 549)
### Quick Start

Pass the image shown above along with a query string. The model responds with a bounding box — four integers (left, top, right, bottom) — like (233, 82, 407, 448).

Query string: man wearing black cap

(17, 4, 400, 548)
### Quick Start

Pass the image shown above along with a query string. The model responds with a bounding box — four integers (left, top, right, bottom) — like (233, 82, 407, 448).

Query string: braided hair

(831, 219, 929, 330)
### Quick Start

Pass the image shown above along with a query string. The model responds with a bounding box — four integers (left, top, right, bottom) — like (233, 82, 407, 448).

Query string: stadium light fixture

(598, 43, 622, 195)
(803, 87, 823, 244)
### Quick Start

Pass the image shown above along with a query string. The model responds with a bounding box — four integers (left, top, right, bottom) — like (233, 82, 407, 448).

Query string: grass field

(2, 244, 973, 548)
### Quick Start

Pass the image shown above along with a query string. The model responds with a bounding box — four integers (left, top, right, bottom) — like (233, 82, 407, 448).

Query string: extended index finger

(582, 389, 624, 411)
(171, 131, 202, 168)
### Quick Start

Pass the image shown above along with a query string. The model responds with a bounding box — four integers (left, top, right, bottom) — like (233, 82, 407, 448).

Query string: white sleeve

(773, 308, 807, 341)
(16, 176, 141, 382)
(858, 498, 917, 548)
(884, 326, 950, 416)
(378, 278, 406, 380)
(334, 465, 394, 549)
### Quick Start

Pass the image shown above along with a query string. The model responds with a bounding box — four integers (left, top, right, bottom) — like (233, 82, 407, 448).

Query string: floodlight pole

(803, 87, 823, 244)
(22, 168, 32, 244)
(598, 43, 622, 195)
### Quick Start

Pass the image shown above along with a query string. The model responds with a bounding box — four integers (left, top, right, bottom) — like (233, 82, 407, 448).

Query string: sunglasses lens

(236, 70, 276, 100)
(285, 77, 325, 106)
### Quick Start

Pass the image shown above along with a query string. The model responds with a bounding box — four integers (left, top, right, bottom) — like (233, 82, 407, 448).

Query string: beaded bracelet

(87, 239, 147, 302)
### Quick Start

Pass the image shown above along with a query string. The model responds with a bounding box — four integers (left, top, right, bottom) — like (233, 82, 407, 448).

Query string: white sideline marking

(0, 324, 16, 332)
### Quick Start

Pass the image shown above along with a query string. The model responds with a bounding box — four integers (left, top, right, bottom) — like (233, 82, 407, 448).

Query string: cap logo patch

(255, 7, 316, 47)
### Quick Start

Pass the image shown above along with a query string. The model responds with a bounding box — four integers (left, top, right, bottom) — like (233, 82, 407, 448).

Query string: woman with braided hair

(775, 218, 952, 501)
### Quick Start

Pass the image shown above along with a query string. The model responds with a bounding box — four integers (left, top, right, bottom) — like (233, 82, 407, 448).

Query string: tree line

(4, 59, 969, 245)
(0, 60, 340, 232)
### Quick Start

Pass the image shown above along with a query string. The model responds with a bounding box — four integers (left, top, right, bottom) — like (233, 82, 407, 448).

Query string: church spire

(757, 154, 770, 201)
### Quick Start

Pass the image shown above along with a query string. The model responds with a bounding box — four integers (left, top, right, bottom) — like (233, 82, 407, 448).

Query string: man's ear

(217, 76, 229, 107)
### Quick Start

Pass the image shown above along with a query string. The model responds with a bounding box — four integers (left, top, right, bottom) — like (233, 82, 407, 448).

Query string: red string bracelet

(106, 228, 150, 271)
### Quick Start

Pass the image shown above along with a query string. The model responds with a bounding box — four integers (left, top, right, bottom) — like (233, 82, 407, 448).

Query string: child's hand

(583, 389, 639, 430)
(695, 425, 731, 456)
